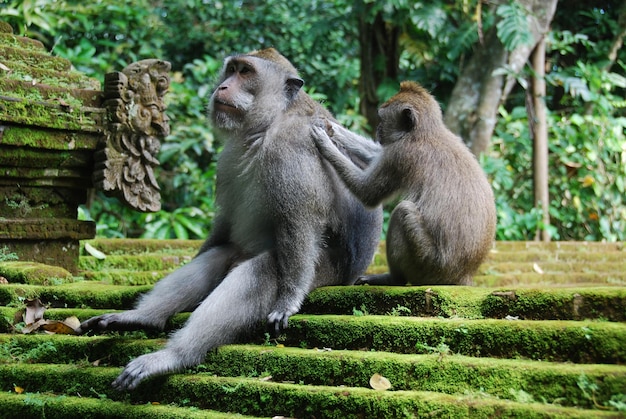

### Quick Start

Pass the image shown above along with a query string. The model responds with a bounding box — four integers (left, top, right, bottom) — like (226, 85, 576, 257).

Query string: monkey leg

(357, 201, 439, 286)
(78, 245, 241, 333)
(111, 252, 278, 391)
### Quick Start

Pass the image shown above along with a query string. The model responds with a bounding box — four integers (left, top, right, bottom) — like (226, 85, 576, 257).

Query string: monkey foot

(267, 309, 294, 337)
(113, 350, 183, 391)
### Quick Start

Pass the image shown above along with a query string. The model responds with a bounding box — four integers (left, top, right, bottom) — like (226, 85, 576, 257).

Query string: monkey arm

(196, 214, 231, 255)
(313, 126, 394, 207)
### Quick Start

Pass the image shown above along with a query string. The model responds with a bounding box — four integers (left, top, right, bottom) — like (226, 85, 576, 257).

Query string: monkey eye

(239, 66, 252, 75)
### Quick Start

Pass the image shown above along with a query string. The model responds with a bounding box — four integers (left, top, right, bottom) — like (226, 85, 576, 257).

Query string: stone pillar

(0, 23, 169, 273)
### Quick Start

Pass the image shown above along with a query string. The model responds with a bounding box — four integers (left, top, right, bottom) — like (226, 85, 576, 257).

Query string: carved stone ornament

(94, 59, 171, 212)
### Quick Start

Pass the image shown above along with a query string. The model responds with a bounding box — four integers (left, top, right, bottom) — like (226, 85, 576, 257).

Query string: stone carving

(95, 59, 171, 212)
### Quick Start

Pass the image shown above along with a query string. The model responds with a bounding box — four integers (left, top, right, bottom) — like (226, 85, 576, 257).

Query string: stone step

(1, 239, 624, 417)
(1, 283, 625, 321)
(284, 315, 626, 364)
(1, 335, 624, 410)
(0, 363, 619, 418)
(1, 307, 624, 364)
(0, 393, 261, 419)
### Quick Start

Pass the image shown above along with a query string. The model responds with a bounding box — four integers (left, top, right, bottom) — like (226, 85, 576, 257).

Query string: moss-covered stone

(0, 364, 619, 419)
(0, 282, 151, 309)
(1, 237, 625, 417)
(0, 261, 73, 285)
(79, 254, 192, 272)
(286, 315, 626, 363)
(0, 392, 258, 419)
(83, 238, 204, 255)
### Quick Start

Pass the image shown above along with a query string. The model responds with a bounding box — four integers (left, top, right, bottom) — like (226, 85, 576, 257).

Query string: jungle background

(1, 0, 625, 242)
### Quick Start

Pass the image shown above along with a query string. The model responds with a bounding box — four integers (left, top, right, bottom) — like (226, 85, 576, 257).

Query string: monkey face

(209, 57, 258, 130)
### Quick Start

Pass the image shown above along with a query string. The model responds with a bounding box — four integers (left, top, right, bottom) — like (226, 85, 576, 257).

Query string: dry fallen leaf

(22, 316, 80, 335)
(42, 319, 78, 335)
(24, 298, 47, 325)
(369, 373, 392, 391)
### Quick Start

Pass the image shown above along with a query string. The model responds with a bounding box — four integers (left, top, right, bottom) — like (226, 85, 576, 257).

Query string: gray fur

(79, 49, 382, 390)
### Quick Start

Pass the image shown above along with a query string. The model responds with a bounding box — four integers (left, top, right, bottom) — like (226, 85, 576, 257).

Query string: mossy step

(83, 238, 203, 255)
(285, 315, 626, 364)
(0, 393, 261, 419)
(302, 285, 626, 320)
(0, 31, 46, 53)
(478, 261, 626, 274)
(473, 272, 626, 287)
(0, 363, 620, 418)
(0, 261, 73, 285)
(2, 309, 623, 363)
(0, 282, 151, 309)
(0, 125, 99, 151)
(485, 250, 626, 263)
(0, 56, 100, 91)
(0, 94, 103, 131)
(1, 283, 624, 322)
(493, 241, 624, 252)
(82, 269, 174, 285)
(79, 254, 192, 271)
(0, 45, 72, 72)
(2, 334, 623, 409)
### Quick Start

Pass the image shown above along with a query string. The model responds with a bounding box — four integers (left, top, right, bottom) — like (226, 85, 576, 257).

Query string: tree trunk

(528, 36, 550, 242)
(444, 0, 558, 157)
(358, 7, 400, 134)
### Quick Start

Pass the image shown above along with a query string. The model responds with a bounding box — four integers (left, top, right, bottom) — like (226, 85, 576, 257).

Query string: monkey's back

(400, 130, 496, 285)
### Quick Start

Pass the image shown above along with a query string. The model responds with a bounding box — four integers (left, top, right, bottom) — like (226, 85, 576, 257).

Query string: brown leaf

(22, 319, 48, 334)
(42, 320, 78, 335)
(24, 299, 47, 325)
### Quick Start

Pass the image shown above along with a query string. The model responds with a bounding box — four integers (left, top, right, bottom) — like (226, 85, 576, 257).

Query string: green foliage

(495, 1, 534, 51)
(0, 247, 19, 262)
(3, 0, 625, 242)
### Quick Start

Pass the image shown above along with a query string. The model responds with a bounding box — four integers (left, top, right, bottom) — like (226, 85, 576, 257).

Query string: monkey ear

(399, 107, 417, 132)
(285, 77, 304, 101)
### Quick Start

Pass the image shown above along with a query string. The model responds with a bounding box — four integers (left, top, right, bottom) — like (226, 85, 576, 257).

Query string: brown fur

(313, 80, 496, 285)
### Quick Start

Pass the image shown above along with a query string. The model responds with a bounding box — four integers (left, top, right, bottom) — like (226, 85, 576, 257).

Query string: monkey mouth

(213, 99, 240, 113)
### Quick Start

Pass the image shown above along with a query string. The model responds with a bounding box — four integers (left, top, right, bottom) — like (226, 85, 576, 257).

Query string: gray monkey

(78, 48, 382, 390)
(312, 81, 496, 286)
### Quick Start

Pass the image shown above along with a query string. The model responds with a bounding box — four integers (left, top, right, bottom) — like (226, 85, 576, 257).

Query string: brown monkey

(79, 48, 382, 390)
(312, 81, 496, 286)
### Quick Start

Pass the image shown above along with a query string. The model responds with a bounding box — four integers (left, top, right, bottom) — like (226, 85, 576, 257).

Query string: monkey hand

(267, 307, 297, 337)
(113, 349, 183, 391)
(311, 125, 335, 152)
(77, 311, 163, 334)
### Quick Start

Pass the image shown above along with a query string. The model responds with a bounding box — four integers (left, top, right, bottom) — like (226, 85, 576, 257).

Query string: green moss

(481, 288, 626, 321)
(0, 393, 251, 419)
(196, 344, 626, 409)
(82, 269, 173, 285)
(79, 254, 192, 272)
(0, 261, 73, 285)
(0, 125, 99, 150)
(0, 282, 151, 309)
(0, 363, 618, 418)
(286, 315, 626, 363)
(303, 285, 488, 318)
(0, 45, 71, 72)
(0, 95, 102, 131)
(83, 238, 203, 255)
